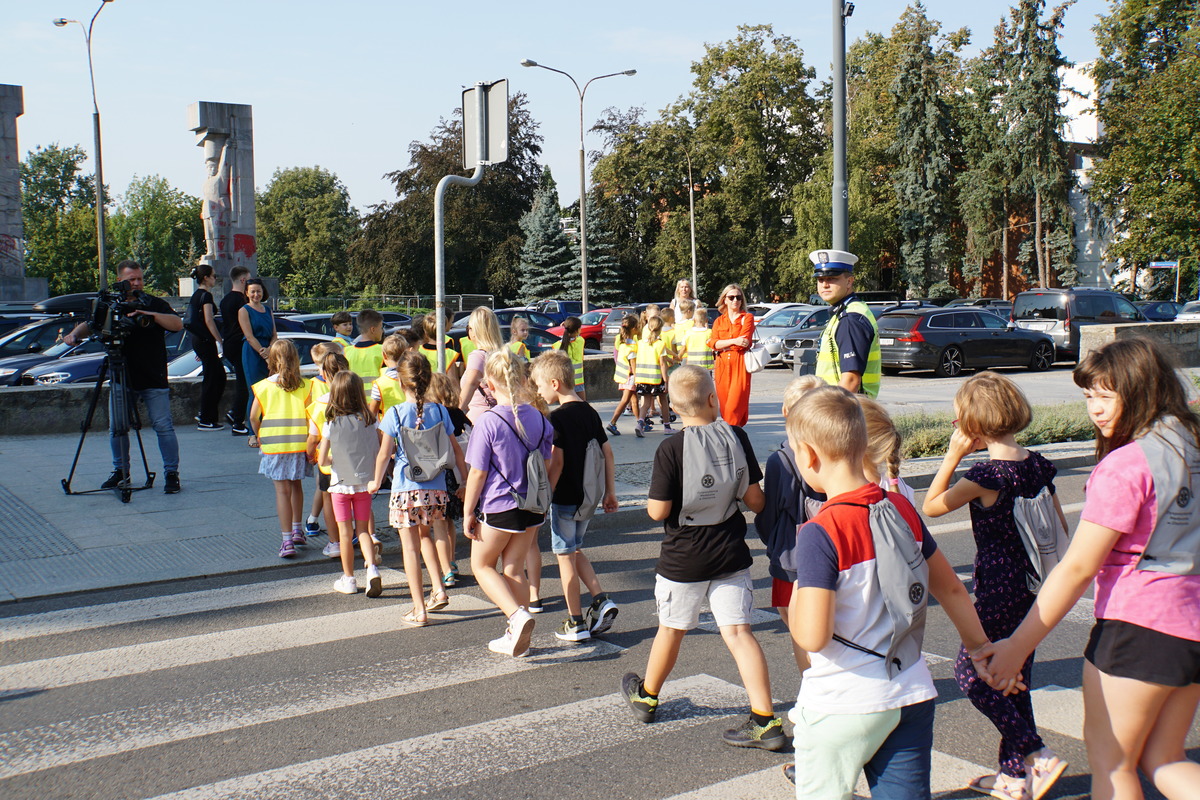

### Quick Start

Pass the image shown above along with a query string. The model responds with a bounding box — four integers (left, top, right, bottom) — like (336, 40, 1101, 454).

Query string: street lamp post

(53, 0, 114, 290)
(831, 0, 854, 251)
(520, 59, 635, 310)
(685, 149, 697, 293)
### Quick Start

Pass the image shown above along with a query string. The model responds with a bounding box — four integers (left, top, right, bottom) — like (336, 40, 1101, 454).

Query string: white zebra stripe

(0, 635, 625, 779)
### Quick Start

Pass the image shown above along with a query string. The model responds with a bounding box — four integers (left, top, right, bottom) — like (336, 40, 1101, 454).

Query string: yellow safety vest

(635, 339, 665, 385)
(345, 341, 383, 385)
(552, 336, 585, 388)
(254, 377, 311, 455)
(374, 371, 405, 416)
(661, 327, 677, 360)
(306, 393, 332, 475)
(675, 319, 694, 339)
(508, 341, 529, 360)
(614, 340, 635, 384)
(460, 336, 477, 360)
(816, 299, 882, 399)
(421, 343, 459, 374)
(683, 328, 715, 369)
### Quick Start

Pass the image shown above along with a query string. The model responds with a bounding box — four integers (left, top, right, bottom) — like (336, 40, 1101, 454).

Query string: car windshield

(759, 307, 811, 327)
(1182, 302, 1200, 314)
(580, 310, 606, 325)
(41, 341, 77, 357)
(877, 314, 919, 333)
(1013, 294, 1067, 321)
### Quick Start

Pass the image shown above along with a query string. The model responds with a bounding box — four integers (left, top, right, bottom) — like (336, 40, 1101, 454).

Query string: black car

(23, 327, 192, 385)
(446, 326, 562, 359)
(1134, 300, 1182, 322)
(877, 307, 1057, 377)
(0, 315, 87, 359)
(0, 337, 107, 386)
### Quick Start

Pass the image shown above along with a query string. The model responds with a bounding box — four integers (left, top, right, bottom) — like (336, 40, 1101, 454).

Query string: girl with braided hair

(370, 352, 467, 627)
(857, 396, 916, 504)
(462, 348, 553, 656)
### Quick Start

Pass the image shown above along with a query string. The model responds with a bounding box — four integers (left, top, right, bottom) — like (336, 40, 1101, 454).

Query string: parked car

(546, 309, 609, 350)
(0, 315, 87, 358)
(747, 302, 807, 322)
(755, 305, 832, 366)
(876, 307, 1056, 377)
(167, 332, 336, 381)
(0, 337, 107, 386)
(0, 313, 58, 336)
(526, 300, 596, 325)
(1174, 300, 1200, 322)
(1135, 300, 1183, 322)
(488, 308, 557, 329)
(24, 327, 192, 385)
(1011, 287, 1145, 361)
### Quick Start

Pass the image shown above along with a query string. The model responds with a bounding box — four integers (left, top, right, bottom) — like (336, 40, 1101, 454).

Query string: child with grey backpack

(922, 372, 1068, 800)
(369, 352, 467, 627)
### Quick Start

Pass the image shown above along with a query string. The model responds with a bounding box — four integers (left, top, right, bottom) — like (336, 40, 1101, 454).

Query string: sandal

(426, 592, 449, 611)
(1027, 749, 1067, 800)
(247, 436, 259, 448)
(401, 608, 429, 627)
(968, 773, 1029, 800)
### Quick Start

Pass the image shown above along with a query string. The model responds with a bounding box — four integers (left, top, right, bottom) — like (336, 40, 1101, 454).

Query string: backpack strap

(484, 408, 547, 494)
(820, 499, 896, 665)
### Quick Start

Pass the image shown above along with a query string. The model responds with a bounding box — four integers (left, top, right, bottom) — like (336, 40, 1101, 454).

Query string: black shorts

(317, 471, 330, 492)
(482, 507, 545, 533)
(1085, 618, 1200, 686)
(635, 383, 665, 397)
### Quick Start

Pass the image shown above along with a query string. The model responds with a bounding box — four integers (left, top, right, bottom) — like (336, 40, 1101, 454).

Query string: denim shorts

(549, 503, 590, 554)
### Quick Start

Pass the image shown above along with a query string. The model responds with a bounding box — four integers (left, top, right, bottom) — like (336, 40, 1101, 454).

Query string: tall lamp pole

(54, 0, 115, 290)
(685, 149, 698, 293)
(520, 59, 635, 310)
(831, 0, 854, 251)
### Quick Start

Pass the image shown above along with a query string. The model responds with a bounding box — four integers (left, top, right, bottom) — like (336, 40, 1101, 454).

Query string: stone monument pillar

(187, 101, 257, 289)
(0, 85, 39, 301)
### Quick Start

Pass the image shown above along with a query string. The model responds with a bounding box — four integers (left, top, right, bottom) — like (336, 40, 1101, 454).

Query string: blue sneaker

(304, 519, 321, 536)
(606, 423, 621, 436)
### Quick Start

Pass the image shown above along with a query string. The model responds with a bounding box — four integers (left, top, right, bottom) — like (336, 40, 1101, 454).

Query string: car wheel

(934, 346, 964, 378)
(1029, 342, 1054, 372)
(585, 338, 601, 350)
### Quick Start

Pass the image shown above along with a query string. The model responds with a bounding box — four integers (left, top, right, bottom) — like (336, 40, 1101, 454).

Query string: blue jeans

(862, 699, 935, 800)
(110, 384, 178, 473)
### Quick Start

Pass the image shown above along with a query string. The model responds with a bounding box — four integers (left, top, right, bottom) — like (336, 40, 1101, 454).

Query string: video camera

(91, 279, 152, 341)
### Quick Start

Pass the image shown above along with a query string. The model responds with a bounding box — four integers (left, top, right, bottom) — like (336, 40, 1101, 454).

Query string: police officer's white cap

(809, 249, 859, 276)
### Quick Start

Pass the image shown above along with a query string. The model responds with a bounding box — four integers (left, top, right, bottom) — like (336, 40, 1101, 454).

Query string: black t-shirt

(185, 289, 216, 341)
(446, 406, 470, 437)
(648, 423, 763, 582)
(219, 290, 247, 346)
(119, 294, 174, 391)
(549, 400, 608, 506)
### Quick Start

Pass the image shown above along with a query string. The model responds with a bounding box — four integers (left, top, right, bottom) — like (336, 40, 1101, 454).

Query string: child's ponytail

(857, 396, 903, 483)
(397, 351, 432, 420)
(485, 348, 530, 442)
(267, 340, 303, 392)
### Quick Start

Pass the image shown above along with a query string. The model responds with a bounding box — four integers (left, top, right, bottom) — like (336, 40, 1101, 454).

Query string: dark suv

(1012, 288, 1144, 361)
(878, 307, 1056, 377)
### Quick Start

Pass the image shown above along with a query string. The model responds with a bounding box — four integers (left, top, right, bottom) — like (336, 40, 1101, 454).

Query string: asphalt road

(3, 464, 1197, 800)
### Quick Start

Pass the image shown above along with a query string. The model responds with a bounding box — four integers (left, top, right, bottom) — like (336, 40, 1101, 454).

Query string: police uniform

(812, 249, 882, 398)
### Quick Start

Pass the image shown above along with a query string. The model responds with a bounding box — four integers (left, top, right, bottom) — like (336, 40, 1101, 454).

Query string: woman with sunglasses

(707, 284, 755, 427)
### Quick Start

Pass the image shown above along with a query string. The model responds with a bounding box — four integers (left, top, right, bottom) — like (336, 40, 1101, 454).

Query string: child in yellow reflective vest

(552, 316, 587, 400)
(250, 340, 313, 559)
(370, 334, 407, 419)
(634, 317, 672, 438)
(683, 306, 715, 370)
(606, 314, 641, 437)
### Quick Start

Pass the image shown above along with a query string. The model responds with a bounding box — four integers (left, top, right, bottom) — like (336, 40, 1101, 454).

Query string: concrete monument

(0, 85, 45, 301)
(187, 101, 256, 285)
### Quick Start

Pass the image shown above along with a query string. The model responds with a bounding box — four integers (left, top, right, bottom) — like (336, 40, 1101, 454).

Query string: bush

(896, 402, 1094, 459)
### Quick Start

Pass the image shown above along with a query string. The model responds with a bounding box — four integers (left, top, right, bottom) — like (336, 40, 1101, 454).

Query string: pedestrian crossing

(0, 566, 1101, 800)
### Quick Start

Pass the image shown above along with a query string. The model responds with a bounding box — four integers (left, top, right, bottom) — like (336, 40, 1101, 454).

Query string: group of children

(248, 311, 1200, 800)
(609, 300, 714, 439)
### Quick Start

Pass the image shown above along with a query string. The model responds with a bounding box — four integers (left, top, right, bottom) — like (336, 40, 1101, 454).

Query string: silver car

(756, 305, 831, 365)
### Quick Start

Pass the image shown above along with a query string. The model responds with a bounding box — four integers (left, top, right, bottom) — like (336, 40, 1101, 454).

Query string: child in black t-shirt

(531, 351, 620, 642)
(620, 365, 785, 751)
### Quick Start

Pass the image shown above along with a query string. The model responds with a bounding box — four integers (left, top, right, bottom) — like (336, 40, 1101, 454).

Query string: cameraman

(65, 260, 185, 494)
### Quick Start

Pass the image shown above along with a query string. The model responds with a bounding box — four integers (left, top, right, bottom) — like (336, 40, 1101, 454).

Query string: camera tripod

(61, 338, 155, 503)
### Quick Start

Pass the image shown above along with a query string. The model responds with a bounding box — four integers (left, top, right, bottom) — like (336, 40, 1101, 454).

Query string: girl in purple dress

(923, 372, 1069, 800)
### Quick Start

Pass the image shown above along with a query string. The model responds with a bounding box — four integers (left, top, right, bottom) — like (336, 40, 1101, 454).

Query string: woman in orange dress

(707, 283, 755, 426)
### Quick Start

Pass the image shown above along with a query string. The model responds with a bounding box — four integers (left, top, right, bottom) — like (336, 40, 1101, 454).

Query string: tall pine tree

(578, 191, 623, 306)
(518, 167, 577, 303)
(890, 3, 962, 297)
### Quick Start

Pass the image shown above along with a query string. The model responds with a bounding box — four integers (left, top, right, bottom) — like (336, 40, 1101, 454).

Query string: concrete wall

(0, 355, 621, 435)
(1079, 322, 1200, 367)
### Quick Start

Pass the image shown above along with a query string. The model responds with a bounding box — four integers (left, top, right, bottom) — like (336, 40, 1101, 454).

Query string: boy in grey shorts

(620, 366, 785, 751)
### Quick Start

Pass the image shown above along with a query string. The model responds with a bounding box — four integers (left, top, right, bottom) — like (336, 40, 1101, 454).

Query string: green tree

(108, 175, 203, 294)
(890, 3, 966, 296)
(20, 143, 106, 294)
(256, 166, 359, 298)
(518, 168, 576, 302)
(350, 94, 542, 300)
(1090, 0, 1200, 292)
(579, 190, 627, 307)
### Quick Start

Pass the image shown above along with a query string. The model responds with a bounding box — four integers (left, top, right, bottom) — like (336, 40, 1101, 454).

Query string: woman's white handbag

(743, 343, 767, 374)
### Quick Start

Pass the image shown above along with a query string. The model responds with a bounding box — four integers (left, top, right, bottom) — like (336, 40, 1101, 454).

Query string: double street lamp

(53, 0, 115, 290)
(520, 59, 635, 310)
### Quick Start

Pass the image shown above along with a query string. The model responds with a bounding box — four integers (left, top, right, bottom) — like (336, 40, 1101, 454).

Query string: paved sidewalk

(0, 392, 1096, 603)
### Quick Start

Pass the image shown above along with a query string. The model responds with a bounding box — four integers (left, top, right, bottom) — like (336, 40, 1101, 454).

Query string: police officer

(812, 249, 881, 398)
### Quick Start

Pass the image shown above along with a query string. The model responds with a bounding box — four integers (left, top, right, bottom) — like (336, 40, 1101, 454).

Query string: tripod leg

(108, 349, 155, 491)
(62, 356, 111, 495)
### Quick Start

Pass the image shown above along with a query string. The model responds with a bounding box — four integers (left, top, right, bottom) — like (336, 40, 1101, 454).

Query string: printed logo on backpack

(396, 405, 454, 483)
(680, 420, 749, 526)
(1136, 416, 1200, 575)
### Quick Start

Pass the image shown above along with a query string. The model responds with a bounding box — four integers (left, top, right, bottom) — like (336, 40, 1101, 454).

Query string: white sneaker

(509, 608, 535, 657)
(365, 565, 383, 598)
(333, 575, 358, 595)
(488, 628, 517, 656)
(370, 533, 381, 545)
(322, 541, 340, 558)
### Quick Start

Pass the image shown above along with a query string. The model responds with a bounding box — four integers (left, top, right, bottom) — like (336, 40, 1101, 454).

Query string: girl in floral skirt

(370, 352, 467, 626)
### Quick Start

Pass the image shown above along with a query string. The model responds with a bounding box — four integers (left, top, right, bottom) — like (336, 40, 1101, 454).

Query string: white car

(1174, 300, 1200, 322)
(167, 332, 336, 380)
(747, 302, 809, 323)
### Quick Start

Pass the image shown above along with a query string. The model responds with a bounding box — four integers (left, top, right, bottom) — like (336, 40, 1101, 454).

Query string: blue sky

(3, 0, 1110, 212)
